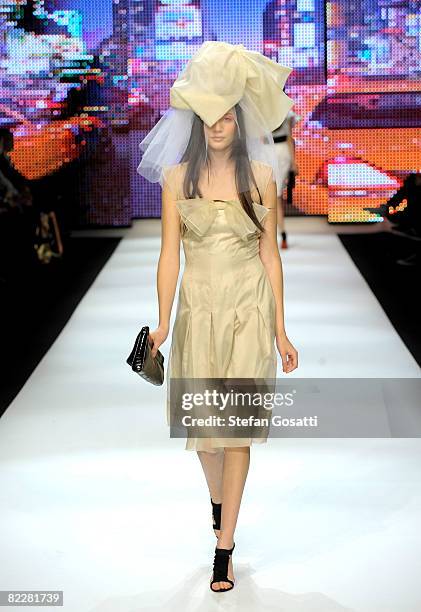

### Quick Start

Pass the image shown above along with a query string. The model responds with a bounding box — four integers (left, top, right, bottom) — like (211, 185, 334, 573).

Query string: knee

(224, 446, 250, 455)
(197, 449, 223, 456)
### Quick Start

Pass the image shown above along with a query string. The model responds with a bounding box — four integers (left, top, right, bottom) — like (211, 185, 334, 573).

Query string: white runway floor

(1, 218, 420, 612)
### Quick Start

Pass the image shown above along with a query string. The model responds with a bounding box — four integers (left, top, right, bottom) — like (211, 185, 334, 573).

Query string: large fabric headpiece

(137, 41, 294, 196)
(169, 41, 293, 131)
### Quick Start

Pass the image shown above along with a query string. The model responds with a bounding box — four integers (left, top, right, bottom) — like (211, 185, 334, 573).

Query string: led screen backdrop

(1, 0, 420, 227)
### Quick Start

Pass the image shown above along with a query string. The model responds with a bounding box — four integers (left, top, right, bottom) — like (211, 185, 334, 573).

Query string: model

(137, 41, 299, 593)
(272, 105, 300, 249)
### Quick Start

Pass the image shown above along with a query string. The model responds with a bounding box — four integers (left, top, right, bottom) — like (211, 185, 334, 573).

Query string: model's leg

(213, 446, 250, 591)
(277, 194, 286, 233)
(276, 147, 290, 246)
(197, 449, 224, 537)
(277, 193, 288, 248)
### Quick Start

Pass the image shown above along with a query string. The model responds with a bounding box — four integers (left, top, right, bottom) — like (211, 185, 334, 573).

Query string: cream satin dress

(164, 159, 278, 453)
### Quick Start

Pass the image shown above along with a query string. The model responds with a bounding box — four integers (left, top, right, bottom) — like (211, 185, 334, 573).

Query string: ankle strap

(215, 542, 235, 555)
(211, 498, 222, 530)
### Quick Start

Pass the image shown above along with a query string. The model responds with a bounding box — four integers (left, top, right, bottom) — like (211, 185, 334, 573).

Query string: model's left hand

(276, 333, 298, 373)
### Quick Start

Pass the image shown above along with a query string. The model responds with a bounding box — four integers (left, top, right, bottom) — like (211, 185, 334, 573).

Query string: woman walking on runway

(272, 104, 300, 249)
(137, 41, 299, 593)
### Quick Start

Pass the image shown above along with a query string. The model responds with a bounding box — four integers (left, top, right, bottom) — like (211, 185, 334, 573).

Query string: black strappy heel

(210, 542, 235, 592)
(211, 498, 222, 536)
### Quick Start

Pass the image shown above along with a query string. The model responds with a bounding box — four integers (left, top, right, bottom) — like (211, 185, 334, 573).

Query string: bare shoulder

(250, 159, 273, 175)
(162, 162, 188, 200)
(163, 161, 186, 180)
(164, 161, 188, 177)
(249, 159, 274, 199)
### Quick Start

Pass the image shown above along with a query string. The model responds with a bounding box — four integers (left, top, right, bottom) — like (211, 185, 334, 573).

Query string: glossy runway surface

(1, 218, 420, 612)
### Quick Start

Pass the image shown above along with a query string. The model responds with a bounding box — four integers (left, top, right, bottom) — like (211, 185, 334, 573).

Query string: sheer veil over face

(202, 107, 239, 159)
(138, 96, 291, 198)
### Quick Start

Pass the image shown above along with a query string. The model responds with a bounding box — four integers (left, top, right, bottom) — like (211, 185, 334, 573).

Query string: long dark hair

(179, 103, 266, 233)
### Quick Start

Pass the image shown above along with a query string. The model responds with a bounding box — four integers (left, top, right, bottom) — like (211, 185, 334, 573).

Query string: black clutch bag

(126, 325, 164, 386)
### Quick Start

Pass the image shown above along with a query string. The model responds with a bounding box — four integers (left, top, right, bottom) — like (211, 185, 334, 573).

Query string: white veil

(137, 42, 294, 197)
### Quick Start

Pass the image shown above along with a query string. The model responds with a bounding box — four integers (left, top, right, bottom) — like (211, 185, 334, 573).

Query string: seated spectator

(0, 128, 37, 280)
(365, 172, 421, 235)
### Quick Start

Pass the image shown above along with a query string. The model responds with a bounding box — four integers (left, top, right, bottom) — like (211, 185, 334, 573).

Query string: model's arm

(149, 179, 181, 358)
(259, 172, 298, 373)
(259, 175, 286, 336)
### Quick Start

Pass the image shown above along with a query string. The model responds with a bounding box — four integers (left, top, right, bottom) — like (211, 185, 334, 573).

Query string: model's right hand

(148, 326, 169, 358)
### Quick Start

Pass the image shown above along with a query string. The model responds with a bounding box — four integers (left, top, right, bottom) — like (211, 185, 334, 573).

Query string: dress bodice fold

(175, 198, 270, 241)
